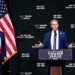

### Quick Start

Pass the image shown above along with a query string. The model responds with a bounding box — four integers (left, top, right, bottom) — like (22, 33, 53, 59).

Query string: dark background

(3, 0, 75, 75)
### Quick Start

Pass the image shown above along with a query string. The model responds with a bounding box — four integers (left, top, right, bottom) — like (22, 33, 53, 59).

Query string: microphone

(54, 31, 57, 36)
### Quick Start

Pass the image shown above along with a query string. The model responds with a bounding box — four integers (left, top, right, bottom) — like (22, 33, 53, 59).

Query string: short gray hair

(50, 19, 59, 24)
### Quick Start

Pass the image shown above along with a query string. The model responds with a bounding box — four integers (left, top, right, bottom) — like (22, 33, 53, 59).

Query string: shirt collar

(52, 30, 59, 34)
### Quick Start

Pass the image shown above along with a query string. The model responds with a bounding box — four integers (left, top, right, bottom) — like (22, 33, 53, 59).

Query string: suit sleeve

(64, 32, 69, 49)
(1, 33, 6, 62)
(43, 33, 47, 49)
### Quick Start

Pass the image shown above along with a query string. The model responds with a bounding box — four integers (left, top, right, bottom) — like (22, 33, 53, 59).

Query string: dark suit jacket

(43, 30, 69, 49)
(0, 31, 6, 63)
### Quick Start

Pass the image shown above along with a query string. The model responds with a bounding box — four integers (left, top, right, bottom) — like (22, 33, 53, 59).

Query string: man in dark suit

(0, 31, 6, 75)
(38, 19, 73, 49)
(38, 19, 73, 75)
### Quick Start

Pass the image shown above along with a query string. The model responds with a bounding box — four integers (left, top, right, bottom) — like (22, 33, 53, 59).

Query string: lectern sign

(48, 50, 63, 60)
(39, 49, 72, 60)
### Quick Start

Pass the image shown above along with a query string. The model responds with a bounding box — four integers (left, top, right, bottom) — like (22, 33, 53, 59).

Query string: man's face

(51, 20, 59, 31)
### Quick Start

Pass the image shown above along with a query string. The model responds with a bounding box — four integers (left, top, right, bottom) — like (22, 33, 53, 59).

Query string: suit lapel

(59, 31, 63, 48)
(49, 31, 51, 49)
(59, 31, 60, 48)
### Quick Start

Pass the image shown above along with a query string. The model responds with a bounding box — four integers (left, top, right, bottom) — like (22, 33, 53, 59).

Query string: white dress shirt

(51, 30, 59, 49)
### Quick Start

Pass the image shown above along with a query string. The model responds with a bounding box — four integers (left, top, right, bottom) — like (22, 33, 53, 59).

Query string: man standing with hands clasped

(38, 19, 73, 75)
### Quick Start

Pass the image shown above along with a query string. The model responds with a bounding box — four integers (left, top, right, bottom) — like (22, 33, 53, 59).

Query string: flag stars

(2, 1, 4, 3)
(0, 11, 2, 12)
(0, 0, 7, 18)
(4, 8, 5, 9)
(0, 14, 1, 15)
(1, 4, 3, 6)
(1, 7, 3, 9)
(3, 11, 5, 13)
(3, 4, 5, 6)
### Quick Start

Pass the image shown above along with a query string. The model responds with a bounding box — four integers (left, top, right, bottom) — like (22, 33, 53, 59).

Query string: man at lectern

(38, 19, 73, 49)
(0, 31, 6, 75)
(38, 19, 73, 75)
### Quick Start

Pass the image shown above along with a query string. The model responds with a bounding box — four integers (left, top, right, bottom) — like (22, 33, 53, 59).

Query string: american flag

(0, 0, 17, 62)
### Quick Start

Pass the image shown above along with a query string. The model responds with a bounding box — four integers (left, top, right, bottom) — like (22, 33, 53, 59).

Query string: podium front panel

(39, 49, 72, 60)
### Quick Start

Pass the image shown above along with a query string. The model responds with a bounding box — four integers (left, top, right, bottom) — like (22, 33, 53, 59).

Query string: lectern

(39, 49, 72, 75)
